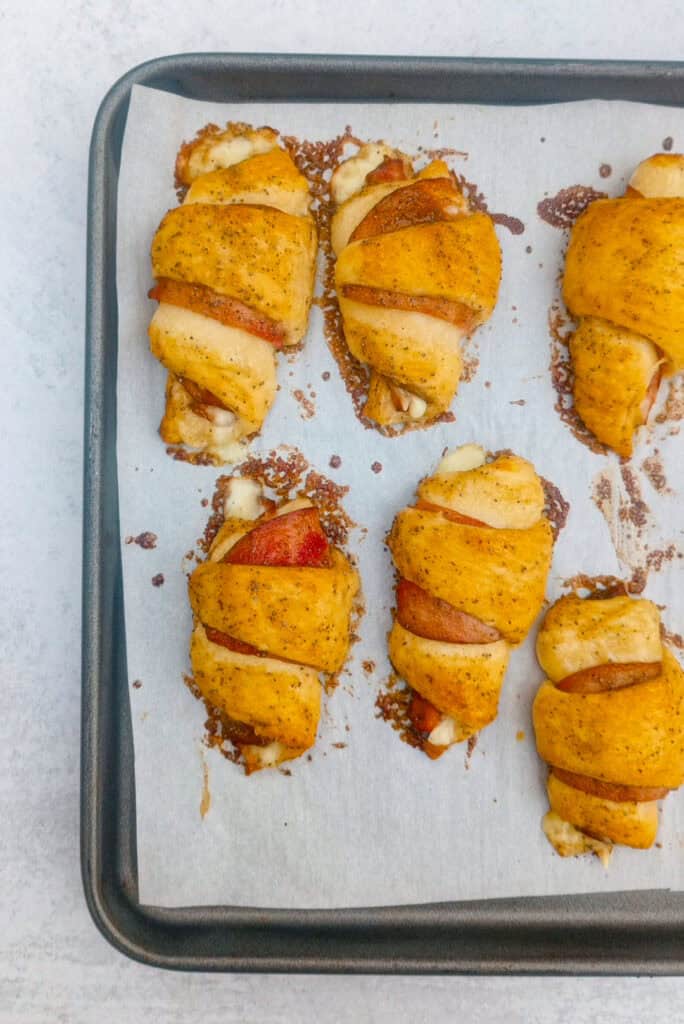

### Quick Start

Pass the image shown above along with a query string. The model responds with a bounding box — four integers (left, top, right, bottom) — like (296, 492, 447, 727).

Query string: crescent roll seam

(562, 153, 684, 455)
(385, 446, 554, 757)
(148, 123, 317, 464)
(533, 592, 684, 855)
(330, 147, 502, 426)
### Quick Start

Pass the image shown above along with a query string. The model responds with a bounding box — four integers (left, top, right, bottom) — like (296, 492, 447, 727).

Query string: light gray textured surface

(3, 1, 684, 1020)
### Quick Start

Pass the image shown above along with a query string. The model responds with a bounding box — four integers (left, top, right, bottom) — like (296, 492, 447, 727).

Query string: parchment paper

(117, 84, 684, 908)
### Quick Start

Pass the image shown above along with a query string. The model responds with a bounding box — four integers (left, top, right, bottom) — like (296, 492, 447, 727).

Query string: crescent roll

(563, 153, 684, 456)
(533, 593, 684, 858)
(148, 124, 317, 463)
(386, 444, 554, 758)
(189, 479, 359, 772)
(330, 145, 502, 427)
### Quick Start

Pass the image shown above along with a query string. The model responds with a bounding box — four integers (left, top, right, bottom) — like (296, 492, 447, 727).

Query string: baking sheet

(117, 83, 684, 909)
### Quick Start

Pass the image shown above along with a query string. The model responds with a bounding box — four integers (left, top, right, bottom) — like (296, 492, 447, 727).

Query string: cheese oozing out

(427, 715, 460, 747)
(331, 143, 401, 205)
(628, 154, 684, 198)
(542, 811, 613, 867)
(223, 477, 266, 521)
(436, 443, 487, 475)
(243, 741, 287, 769)
(187, 131, 278, 180)
(391, 384, 428, 420)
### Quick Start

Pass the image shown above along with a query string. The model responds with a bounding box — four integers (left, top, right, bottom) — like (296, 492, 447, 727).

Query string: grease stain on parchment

(200, 750, 211, 820)
(591, 462, 680, 591)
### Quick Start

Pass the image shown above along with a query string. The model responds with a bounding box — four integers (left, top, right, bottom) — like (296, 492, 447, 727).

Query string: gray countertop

(3, 2, 683, 1020)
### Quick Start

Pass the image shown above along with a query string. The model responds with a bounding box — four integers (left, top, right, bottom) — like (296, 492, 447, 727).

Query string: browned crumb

(516, 730, 525, 742)
(329, 454, 342, 469)
(183, 672, 202, 700)
(540, 476, 570, 540)
(292, 387, 315, 419)
(599, 163, 612, 178)
(662, 626, 684, 650)
(132, 679, 143, 690)
(125, 531, 158, 549)
(371, 461, 383, 475)
(375, 679, 424, 753)
(362, 659, 376, 675)
(537, 185, 607, 229)
(151, 573, 165, 587)
(165, 445, 216, 466)
(302, 469, 353, 545)
(331, 742, 347, 749)
(240, 448, 310, 496)
(461, 348, 480, 383)
(663, 136, 674, 151)
(562, 574, 645, 598)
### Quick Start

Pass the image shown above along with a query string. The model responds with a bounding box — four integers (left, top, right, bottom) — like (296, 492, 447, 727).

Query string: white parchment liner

(117, 84, 684, 907)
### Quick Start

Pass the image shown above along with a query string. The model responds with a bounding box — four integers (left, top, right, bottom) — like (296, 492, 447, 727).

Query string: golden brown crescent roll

(386, 444, 554, 758)
(533, 593, 684, 859)
(330, 145, 502, 427)
(148, 124, 317, 464)
(188, 479, 359, 772)
(563, 153, 684, 456)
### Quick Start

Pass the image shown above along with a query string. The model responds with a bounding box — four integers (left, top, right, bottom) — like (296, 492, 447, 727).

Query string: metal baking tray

(82, 52, 684, 973)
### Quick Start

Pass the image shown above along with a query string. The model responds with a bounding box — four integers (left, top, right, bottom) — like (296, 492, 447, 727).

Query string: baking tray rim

(82, 50, 684, 974)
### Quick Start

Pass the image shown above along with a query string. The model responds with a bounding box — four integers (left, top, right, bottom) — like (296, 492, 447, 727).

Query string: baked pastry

(148, 124, 317, 463)
(563, 153, 684, 456)
(386, 444, 554, 757)
(188, 478, 359, 772)
(330, 145, 501, 427)
(533, 593, 684, 859)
